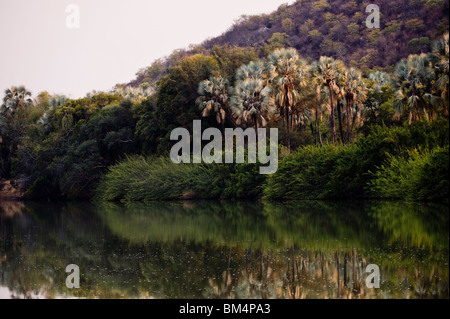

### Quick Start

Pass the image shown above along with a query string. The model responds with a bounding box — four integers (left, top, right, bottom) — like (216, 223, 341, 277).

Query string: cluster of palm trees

(197, 33, 449, 150)
(197, 48, 367, 150)
(392, 33, 449, 123)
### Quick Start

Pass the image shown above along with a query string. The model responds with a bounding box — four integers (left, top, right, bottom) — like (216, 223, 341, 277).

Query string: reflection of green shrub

(369, 146, 449, 202)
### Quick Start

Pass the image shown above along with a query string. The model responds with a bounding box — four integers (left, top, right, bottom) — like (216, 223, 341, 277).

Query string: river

(0, 200, 448, 299)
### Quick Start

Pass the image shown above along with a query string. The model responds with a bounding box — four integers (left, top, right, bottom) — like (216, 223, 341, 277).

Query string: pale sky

(0, 0, 294, 100)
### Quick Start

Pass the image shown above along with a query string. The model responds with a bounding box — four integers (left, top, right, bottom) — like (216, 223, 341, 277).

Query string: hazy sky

(0, 0, 294, 100)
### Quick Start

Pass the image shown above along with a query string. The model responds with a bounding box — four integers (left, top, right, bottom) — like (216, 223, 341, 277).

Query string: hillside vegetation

(128, 0, 449, 89)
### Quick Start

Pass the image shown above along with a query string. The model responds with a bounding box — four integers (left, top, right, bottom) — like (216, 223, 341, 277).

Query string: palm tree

(341, 67, 366, 143)
(1, 86, 32, 113)
(334, 70, 347, 143)
(114, 85, 154, 102)
(48, 95, 69, 109)
(196, 76, 231, 132)
(311, 57, 339, 143)
(303, 85, 329, 147)
(236, 60, 266, 82)
(267, 48, 307, 150)
(392, 54, 435, 123)
(231, 78, 273, 138)
(351, 82, 367, 140)
(368, 71, 391, 91)
(313, 102, 328, 148)
(429, 33, 449, 116)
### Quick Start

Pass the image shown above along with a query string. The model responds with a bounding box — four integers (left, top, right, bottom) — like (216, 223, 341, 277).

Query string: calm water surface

(0, 200, 448, 299)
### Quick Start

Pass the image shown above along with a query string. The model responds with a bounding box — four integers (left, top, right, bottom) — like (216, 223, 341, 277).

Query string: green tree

(0, 86, 34, 178)
(282, 18, 294, 32)
(153, 54, 220, 152)
(210, 45, 259, 84)
(264, 33, 291, 55)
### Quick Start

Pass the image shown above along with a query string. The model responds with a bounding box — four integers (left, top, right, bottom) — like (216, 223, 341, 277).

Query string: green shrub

(95, 156, 215, 201)
(264, 145, 358, 200)
(264, 121, 449, 201)
(369, 146, 449, 202)
(95, 156, 266, 202)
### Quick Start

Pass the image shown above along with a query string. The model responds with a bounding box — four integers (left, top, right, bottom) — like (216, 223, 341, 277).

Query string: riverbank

(95, 123, 449, 203)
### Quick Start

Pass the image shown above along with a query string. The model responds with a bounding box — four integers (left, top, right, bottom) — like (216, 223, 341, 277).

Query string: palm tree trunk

(285, 93, 291, 151)
(316, 108, 324, 147)
(337, 101, 344, 143)
(445, 83, 449, 116)
(347, 101, 352, 143)
(328, 85, 336, 143)
(225, 104, 239, 128)
(414, 100, 420, 122)
(253, 114, 258, 143)
(351, 103, 358, 138)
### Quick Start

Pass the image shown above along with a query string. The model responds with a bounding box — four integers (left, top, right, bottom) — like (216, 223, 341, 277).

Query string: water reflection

(0, 200, 448, 299)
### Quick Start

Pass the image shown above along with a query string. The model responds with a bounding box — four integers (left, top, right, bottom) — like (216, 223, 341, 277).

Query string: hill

(126, 0, 449, 88)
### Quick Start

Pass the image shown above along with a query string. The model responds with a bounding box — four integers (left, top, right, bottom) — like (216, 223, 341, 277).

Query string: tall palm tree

(1, 86, 32, 113)
(341, 67, 366, 143)
(304, 85, 329, 147)
(392, 54, 435, 123)
(334, 70, 347, 143)
(231, 78, 273, 138)
(48, 95, 69, 109)
(429, 33, 449, 116)
(311, 57, 339, 143)
(196, 76, 231, 132)
(266, 48, 306, 150)
(351, 82, 367, 140)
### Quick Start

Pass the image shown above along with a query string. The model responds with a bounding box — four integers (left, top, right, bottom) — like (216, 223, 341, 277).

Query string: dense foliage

(0, 2, 448, 202)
